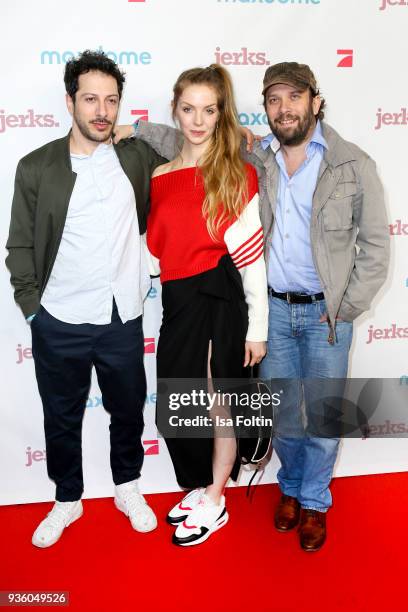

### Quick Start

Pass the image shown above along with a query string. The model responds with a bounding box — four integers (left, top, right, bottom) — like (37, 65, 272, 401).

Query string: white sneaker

(166, 488, 204, 525)
(173, 493, 228, 546)
(114, 479, 157, 533)
(32, 500, 83, 548)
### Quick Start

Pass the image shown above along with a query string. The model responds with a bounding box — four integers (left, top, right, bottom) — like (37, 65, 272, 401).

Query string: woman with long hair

(120, 65, 268, 546)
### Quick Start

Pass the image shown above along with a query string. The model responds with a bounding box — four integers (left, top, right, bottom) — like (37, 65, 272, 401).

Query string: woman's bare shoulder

(152, 160, 180, 178)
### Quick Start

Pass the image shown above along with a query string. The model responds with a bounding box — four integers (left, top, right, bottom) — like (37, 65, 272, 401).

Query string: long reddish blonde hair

(172, 64, 247, 240)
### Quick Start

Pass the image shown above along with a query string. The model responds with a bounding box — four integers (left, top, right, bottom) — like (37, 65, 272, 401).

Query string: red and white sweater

(145, 163, 268, 341)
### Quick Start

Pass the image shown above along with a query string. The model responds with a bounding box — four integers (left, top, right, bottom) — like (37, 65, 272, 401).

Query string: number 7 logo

(337, 49, 353, 68)
(143, 440, 159, 455)
(144, 338, 155, 354)
(131, 109, 149, 122)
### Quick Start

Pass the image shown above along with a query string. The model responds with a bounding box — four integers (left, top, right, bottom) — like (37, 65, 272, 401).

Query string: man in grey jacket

(120, 61, 389, 552)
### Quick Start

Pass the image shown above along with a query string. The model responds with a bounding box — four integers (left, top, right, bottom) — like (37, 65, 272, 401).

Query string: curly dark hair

(64, 49, 126, 101)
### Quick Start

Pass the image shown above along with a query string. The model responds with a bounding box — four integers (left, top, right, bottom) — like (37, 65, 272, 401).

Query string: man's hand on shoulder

(240, 126, 263, 153)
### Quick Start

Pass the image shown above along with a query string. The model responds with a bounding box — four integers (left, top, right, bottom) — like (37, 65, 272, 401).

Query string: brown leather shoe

(299, 509, 326, 552)
(274, 494, 301, 532)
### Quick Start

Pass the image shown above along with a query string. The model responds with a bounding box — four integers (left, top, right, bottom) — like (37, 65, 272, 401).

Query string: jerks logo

(0, 109, 59, 134)
(366, 421, 408, 435)
(25, 447, 46, 467)
(337, 49, 353, 68)
(379, 0, 408, 10)
(131, 109, 149, 122)
(215, 46, 270, 66)
(375, 108, 408, 130)
(16, 344, 32, 364)
(17, 338, 156, 362)
(17, 339, 155, 363)
(389, 220, 408, 236)
(26, 440, 159, 466)
(366, 324, 408, 344)
(144, 338, 156, 354)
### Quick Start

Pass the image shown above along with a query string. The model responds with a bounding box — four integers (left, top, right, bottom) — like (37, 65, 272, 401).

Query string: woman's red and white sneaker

(172, 493, 228, 546)
(166, 488, 204, 525)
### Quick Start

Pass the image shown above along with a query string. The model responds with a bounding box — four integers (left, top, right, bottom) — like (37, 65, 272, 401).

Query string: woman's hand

(113, 124, 134, 144)
(244, 341, 267, 367)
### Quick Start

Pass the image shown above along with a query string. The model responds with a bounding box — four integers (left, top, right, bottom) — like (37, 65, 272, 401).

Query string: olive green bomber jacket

(5, 133, 165, 318)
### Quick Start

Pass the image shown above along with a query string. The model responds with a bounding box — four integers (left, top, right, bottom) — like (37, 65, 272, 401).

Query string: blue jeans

(259, 296, 353, 511)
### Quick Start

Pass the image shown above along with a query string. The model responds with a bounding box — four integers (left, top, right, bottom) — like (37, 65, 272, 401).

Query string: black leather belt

(268, 288, 325, 304)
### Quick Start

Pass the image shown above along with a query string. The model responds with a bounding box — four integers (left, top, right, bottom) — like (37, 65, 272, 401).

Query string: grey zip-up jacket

(134, 120, 390, 328)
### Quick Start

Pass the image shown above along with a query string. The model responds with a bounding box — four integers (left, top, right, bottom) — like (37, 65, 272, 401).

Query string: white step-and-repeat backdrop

(1, 0, 407, 505)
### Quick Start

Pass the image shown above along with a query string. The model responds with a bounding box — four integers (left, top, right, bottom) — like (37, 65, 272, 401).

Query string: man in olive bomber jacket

(6, 50, 165, 548)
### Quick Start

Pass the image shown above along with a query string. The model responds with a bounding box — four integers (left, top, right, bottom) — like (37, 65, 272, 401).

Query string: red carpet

(1, 473, 407, 612)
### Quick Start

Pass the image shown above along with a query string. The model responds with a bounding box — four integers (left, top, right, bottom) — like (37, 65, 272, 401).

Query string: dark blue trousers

(31, 303, 146, 502)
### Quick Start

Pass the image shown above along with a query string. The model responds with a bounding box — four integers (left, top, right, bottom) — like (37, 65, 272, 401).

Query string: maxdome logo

(239, 111, 268, 127)
(41, 45, 151, 65)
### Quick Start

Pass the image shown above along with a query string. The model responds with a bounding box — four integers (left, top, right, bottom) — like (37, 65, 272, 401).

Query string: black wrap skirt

(156, 254, 249, 488)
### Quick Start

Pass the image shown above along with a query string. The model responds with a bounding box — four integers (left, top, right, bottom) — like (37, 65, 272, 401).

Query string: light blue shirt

(261, 121, 328, 294)
(40, 143, 150, 324)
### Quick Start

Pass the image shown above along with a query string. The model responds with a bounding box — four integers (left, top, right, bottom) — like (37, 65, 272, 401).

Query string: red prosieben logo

(131, 109, 149, 122)
(144, 337, 156, 353)
(0, 109, 60, 134)
(337, 49, 353, 68)
(143, 439, 159, 455)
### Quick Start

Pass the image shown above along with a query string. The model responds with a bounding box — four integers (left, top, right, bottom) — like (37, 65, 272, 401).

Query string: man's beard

(269, 103, 316, 146)
(73, 110, 115, 143)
